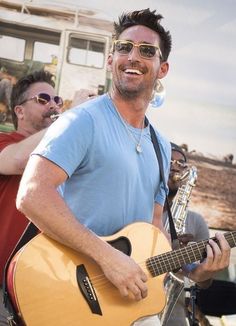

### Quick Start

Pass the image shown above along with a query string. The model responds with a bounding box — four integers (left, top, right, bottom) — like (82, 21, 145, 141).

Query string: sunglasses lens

(140, 45, 157, 58)
(115, 41, 133, 54)
(37, 93, 51, 105)
(54, 96, 63, 107)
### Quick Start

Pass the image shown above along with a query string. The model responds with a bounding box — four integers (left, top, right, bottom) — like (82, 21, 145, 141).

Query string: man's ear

(107, 53, 113, 71)
(14, 105, 24, 121)
(157, 61, 169, 79)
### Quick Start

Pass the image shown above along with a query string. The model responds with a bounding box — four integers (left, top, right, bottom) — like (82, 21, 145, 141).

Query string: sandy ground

(184, 158, 236, 324)
(186, 154, 236, 231)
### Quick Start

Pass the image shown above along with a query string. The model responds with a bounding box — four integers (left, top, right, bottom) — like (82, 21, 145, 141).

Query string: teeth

(50, 114, 60, 121)
(125, 69, 143, 75)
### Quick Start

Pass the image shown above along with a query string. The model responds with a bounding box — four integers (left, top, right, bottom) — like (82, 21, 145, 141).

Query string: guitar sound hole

(107, 236, 132, 256)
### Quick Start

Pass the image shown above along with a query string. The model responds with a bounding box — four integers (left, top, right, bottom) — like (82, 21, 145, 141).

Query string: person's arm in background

(70, 89, 97, 107)
(0, 129, 47, 175)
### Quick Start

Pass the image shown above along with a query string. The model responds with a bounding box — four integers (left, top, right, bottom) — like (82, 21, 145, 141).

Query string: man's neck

(109, 92, 149, 128)
(16, 126, 35, 137)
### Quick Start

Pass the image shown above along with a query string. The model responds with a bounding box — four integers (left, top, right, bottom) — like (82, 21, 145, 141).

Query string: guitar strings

(84, 261, 149, 289)
(79, 241, 201, 287)
(81, 242, 206, 288)
(75, 231, 236, 290)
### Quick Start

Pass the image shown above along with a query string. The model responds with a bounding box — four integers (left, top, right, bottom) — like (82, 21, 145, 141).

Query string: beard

(118, 85, 141, 99)
(113, 64, 154, 100)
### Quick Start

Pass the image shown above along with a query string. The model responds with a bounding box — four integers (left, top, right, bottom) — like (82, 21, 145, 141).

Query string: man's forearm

(0, 128, 47, 174)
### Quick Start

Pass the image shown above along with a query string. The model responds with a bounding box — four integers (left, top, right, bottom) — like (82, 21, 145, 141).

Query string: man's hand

(71, 89, 97, 107)
(99, 247, 148, 301)
(188, 233, 231, 283)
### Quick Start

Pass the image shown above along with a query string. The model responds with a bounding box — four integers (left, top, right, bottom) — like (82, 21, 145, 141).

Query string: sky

(54, 0, 236, 160)
(7, 0, 236, 159)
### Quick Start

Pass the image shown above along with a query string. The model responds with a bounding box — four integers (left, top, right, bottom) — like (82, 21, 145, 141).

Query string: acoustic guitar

(7, 222, 236, 326)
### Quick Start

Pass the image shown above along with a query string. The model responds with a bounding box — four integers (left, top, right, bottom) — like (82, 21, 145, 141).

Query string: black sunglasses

(113, 40, 162, 59)
(20, 93, 64, 107)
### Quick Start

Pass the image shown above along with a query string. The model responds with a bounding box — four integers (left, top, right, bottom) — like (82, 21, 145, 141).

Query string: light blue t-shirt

(33, 94, 171, 236)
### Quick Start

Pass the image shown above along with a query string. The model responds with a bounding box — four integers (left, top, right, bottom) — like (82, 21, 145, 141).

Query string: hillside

(186, 154, 236, 231)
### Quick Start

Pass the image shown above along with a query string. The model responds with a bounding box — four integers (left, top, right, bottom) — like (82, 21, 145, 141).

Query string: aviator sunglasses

(113, 40, 162, 60)
(19, 93, 64, 107)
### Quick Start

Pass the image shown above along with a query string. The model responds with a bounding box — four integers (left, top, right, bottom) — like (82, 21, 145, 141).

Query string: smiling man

(16, 9, 231, 326)
(0, 71, 96, 324)
(0, 70, 62, 324)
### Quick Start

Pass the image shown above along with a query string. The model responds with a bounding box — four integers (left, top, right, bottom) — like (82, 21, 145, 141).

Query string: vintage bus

(0, 0, 113, 122)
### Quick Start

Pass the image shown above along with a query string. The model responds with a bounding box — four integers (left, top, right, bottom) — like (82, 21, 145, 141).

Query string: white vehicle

(0, 0, 112, 121)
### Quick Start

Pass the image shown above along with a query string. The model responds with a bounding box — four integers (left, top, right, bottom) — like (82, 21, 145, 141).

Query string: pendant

(136, 144, 142, 153)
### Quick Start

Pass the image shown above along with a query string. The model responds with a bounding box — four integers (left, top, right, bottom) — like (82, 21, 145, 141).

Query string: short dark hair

(113, 8, 172, 61)
(10, 70, 55, 129)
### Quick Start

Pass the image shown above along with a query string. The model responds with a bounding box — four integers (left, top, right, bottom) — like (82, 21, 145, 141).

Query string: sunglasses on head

(113, 40, 162, 60)
(20, 93, 64, 107)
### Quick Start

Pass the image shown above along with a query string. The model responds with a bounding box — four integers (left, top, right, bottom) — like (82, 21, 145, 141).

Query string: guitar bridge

(76, 264, 102, 315)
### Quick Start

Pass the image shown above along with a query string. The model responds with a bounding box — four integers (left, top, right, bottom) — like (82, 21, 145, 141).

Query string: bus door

(58, 30, 111, 104)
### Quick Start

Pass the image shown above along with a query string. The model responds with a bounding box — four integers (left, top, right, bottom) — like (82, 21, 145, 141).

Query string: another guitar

(7, 222, 236, 326)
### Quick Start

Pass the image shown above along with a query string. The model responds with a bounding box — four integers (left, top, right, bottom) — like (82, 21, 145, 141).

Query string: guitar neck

(147, 231, 236, 277)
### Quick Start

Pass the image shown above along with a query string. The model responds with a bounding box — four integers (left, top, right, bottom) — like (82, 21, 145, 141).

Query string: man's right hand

(99, 247, 148, 301)
(71, 89, 97, 107)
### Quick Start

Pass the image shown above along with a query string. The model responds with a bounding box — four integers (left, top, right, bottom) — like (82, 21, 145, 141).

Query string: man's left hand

(188, 233, 231, 283)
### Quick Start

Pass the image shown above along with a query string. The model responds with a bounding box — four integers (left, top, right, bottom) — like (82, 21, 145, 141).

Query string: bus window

(68, 35, 105, 68)
(0, 35, 25, 61)
(33, 41, 59, 64)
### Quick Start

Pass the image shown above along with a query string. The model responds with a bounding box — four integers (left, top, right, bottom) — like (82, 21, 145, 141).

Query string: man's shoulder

(67, 94, 109, 122)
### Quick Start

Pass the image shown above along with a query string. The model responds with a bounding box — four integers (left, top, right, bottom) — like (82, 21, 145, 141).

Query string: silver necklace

(108, 94, 145, 154)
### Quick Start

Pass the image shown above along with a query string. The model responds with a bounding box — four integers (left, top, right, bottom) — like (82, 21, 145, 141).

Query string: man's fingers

(204, 233, 230, 271)
(127, 280, 148, 301)
(119, 274, 148, 301)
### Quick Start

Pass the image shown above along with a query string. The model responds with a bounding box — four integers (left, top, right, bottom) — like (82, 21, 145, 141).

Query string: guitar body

(8, 222, 171, 326)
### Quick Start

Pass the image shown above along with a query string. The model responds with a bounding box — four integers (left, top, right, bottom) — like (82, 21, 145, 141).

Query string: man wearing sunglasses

(0, 70, 63, 324)
(0, 70, 94, 324)
(17, 9, 231, 326)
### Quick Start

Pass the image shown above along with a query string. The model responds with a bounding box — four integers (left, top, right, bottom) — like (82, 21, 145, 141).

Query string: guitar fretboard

(146, 231, 236, 277)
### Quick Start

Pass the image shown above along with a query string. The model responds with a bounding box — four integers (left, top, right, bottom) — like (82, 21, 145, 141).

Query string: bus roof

(0, 0, 113, 36)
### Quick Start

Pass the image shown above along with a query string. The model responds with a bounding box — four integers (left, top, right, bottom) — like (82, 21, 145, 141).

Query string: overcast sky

(44, 0, 236, 159)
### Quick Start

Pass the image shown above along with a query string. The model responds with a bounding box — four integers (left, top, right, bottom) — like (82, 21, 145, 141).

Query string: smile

(124, 68, 143, 75)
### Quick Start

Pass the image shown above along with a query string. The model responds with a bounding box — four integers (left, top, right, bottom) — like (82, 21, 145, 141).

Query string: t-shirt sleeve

(32, 108, 94, 177)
